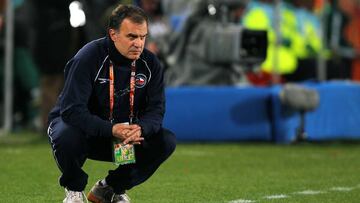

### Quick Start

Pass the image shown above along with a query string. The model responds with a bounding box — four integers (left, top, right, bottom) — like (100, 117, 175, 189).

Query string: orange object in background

(343, 1, 360, 81)
(346, 21, 360, 80)
(314, 0, 327, 13)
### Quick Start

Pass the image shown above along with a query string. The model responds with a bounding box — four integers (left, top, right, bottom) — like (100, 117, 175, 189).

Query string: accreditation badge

(113, 139, 136, 165)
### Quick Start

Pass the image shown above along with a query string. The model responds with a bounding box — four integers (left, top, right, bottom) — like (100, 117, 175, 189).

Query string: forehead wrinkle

(127, 33, 148, 38)
(120, 19, 147, 34)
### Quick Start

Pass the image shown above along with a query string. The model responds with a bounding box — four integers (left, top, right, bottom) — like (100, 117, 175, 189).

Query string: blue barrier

(164, 82, 360, 143)
(271, 81, 360, 143)
(306, 82, 360, 141)
(163, 86, 273, 141)
(270, 85, 301, 143)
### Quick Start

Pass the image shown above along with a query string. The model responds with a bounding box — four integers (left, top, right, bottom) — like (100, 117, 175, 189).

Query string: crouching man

(47, 4, 176, 203)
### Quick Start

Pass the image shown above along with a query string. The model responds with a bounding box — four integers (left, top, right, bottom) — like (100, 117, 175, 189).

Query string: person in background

(282, 0, 323, 82)
(31, 0, 81, 133)
(0, 0, 40, 130)
(321, 0, 353, 80)
(341, 0, 360, 81)
(136, 0, 170, 71)
(241, 0, 298, 85)
(47, 4, 176, 203)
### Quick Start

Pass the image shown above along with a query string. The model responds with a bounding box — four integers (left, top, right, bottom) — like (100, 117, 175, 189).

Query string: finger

(113, 124, 132, 135)
(123, 135, 134, 144)
(123, 136, 137, 144)
(123, 130, 131, 135)
(129, 141, 142, 145)
(135, 136, 144, 141)
(124, 135, 143, 144)
(128, 124, 140, 129)
(126, 127, 139, 133)
(114, 133, 126, 141)
(119, 124, 137, 131)
(130, 138, 144, 145)
(127, 128, 141, 137)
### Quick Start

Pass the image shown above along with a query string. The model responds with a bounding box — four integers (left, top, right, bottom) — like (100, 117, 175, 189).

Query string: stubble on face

(110, 19, 148, 60)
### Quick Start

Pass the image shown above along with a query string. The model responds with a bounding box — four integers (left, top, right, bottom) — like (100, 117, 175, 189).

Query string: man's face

(109, 18, 148, 60)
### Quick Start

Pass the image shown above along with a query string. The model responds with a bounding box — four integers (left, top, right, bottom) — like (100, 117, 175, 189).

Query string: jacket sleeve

(60, 57, 113, 137)
(137, 57, 165, 138)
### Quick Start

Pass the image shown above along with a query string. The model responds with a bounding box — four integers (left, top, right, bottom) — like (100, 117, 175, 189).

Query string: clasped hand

(112, 123, 144, 145)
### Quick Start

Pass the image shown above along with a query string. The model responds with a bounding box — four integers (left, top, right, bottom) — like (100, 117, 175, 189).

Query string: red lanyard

(129, 61, 136, 124)
(109, 61, 115, 122)
(109, 60, 136, 124)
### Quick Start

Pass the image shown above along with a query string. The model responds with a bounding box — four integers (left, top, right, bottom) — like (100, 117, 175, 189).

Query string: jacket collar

(107, 36, 133, 66)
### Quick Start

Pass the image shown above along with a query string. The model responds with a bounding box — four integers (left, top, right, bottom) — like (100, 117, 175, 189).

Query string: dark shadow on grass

(0, 131, 49, 147)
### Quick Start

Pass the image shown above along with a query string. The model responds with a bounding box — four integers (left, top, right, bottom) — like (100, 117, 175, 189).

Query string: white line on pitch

(293, 190, 326, 195)
(330, 187, 354, 192)
(228, 183, 360, 203)
(263, 194, 288, 199)
(228, 199, 256, 203)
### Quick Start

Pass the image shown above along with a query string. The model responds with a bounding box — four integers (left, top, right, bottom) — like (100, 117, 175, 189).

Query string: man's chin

(128, 54, 140, 60)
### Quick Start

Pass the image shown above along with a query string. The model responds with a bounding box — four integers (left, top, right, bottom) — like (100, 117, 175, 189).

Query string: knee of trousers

(156, 128, 176, 158)
(50, 120, 88, 156)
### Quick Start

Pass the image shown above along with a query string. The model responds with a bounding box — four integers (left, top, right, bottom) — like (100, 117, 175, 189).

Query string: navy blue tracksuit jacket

(48, 36, 165, 138)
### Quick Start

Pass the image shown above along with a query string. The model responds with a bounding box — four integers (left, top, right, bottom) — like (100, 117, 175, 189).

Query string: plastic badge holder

(112, 122, 136, 165)
(113, 140, 136, 165)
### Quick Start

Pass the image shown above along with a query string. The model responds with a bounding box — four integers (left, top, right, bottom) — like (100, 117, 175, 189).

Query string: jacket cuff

(138, 121, 150, 138)
(102, 120, 114, 137)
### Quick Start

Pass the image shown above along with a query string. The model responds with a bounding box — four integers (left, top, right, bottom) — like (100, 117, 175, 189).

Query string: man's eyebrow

(126, 33, 148, 38)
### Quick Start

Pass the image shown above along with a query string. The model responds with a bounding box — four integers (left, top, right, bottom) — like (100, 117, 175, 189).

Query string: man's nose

(134, 38, 143, 48)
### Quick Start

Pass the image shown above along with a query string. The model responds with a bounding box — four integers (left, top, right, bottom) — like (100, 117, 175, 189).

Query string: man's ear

(109, 29, 117, 41)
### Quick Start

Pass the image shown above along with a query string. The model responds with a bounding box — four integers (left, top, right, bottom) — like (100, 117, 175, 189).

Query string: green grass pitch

(0, 132, 360, 202)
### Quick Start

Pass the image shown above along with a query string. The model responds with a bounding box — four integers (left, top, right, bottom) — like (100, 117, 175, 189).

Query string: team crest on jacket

(135, 74, 147, 88)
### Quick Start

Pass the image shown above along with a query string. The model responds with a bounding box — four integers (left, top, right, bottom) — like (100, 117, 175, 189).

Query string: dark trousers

(47, 117, 176, 193)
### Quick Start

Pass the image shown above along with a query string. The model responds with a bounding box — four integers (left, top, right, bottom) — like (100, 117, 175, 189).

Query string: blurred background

(1, 1, 360, 202)
(1, 0, 360, 143)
